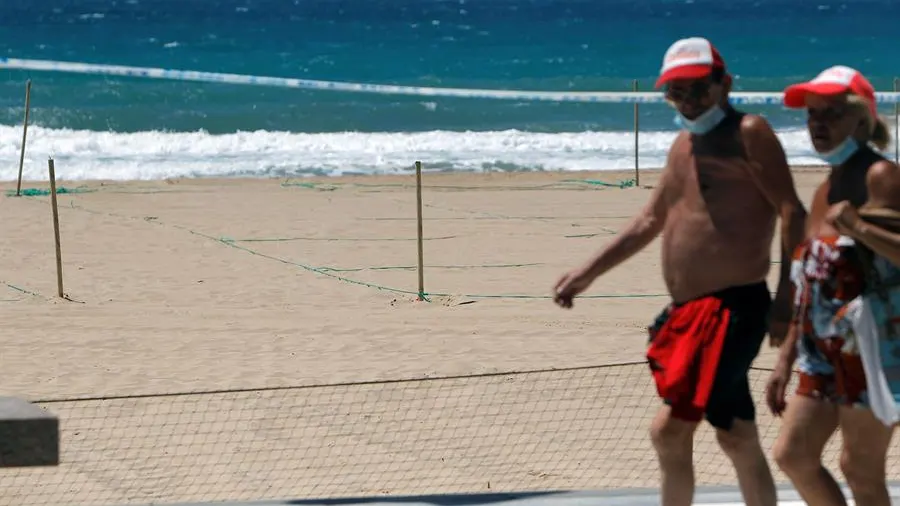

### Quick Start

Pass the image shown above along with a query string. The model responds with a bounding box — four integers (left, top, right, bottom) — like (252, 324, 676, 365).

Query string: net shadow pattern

(4, 363, 900, 506)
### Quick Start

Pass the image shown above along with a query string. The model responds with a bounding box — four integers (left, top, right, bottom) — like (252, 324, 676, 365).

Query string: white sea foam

(0, 125, 828, 181)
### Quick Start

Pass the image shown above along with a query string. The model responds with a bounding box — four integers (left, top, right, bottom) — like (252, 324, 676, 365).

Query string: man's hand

(825, 200, 862, 237)
(552, 148, 672, 310)
(553, 268, 596, 309)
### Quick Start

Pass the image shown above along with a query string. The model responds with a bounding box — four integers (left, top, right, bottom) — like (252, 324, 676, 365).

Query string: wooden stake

(415, 161, 425, 300)
(894, 77, 899, 164)
(16, 80, 32, 197)
(632, 79, 640, 187)
(48, 158, 64, 298)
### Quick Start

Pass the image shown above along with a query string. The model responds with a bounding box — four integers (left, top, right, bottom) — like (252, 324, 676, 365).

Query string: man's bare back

(660, 113, 777, 303)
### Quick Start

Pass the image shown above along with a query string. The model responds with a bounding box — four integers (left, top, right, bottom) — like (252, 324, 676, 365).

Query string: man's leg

(706, 284, 776, 506)
(772, 388, 844, 506)
(711, 379, 777, 506)
(649, 404, 699, 506)
(839, 405, 895, 506)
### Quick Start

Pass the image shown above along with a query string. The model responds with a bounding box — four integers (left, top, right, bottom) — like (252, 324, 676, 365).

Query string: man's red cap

(655, 37, 726, 89)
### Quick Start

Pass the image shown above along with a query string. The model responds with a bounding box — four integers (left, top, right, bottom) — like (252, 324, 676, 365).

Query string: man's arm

(851, 160, 900, 266)
(741, 115, 808, 335)
(577, 160, 672, 280)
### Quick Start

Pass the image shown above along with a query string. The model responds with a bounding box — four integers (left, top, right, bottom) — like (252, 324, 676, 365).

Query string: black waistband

(674, 281, 770, 309)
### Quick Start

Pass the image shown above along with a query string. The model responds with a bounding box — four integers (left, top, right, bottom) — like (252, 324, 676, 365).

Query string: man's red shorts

(647, 282, 771, 430)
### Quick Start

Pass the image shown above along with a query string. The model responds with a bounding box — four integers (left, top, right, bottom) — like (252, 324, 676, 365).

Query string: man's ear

(718, 74, 733, 104)
(722, 73, 733, 95)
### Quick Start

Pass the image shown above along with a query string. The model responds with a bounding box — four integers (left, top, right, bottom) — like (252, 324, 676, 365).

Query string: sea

(0, 0, 898, 181)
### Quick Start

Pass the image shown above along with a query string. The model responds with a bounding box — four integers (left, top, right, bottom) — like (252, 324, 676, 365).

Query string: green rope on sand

(280, 181, 339, 191)
(7, 186, 95, 197)
(209, 234, 665, 300)
(560, 178, 637, 189)
(3, 281, 41, 299)
(31, 192, 662, 302)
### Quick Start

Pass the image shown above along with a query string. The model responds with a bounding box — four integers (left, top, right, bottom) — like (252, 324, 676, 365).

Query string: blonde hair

(872, 116, 891, 151)
(847, 95, 891, 151)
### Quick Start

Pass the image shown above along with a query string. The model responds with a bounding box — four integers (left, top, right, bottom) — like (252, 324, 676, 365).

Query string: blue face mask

(673, 105, 727, 135)
(817, 136, 860, 166)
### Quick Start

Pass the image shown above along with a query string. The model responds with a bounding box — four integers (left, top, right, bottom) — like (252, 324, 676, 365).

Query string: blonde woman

(766, 65, 900, 506)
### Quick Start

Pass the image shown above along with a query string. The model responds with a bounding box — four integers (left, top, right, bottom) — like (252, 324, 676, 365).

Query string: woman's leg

(838, 405, 895, 506)
(773, 393, 845, 506)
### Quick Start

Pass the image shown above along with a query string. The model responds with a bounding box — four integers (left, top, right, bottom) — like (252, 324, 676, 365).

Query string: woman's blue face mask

(804, 97, 866, 165)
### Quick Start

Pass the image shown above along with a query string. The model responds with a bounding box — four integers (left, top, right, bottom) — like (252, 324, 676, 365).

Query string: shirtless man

(766, 65, 900, 506)
(552, 37, 807, 506)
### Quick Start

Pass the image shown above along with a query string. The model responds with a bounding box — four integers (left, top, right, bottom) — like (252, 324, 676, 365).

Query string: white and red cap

(655, 37, 726, 89)
(783, 65, 877, 118)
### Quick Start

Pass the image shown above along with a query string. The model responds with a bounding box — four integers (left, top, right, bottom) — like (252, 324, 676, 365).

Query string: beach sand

(2, 166, 896, 505)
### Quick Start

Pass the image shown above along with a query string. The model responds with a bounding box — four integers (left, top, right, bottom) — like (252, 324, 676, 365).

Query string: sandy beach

(2, 166, 898, 506)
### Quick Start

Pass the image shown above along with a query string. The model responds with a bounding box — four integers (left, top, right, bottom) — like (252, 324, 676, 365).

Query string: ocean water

(0, 0, 898, 180)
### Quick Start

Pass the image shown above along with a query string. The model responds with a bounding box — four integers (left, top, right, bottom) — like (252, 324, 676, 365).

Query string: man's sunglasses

(663, 80, 713, 102)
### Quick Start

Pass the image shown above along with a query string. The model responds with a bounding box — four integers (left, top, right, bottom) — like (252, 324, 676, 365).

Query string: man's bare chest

(670, 157, 764, 213)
